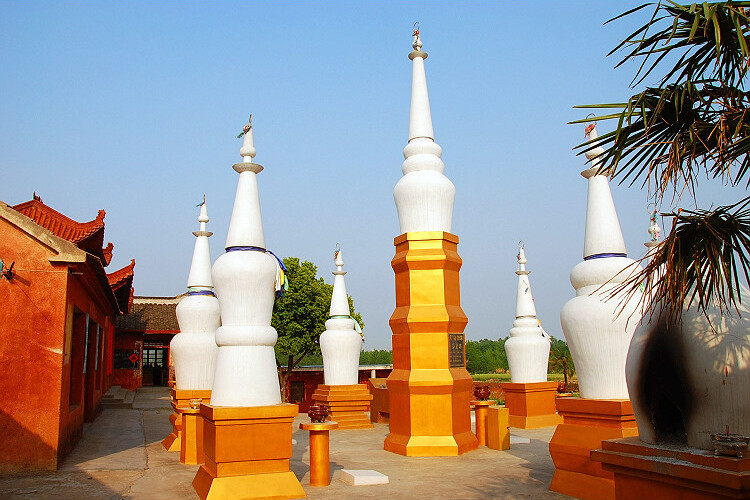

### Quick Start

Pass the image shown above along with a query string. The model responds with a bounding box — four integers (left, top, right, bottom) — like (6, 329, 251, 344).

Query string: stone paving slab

(0, 387, 572, 500)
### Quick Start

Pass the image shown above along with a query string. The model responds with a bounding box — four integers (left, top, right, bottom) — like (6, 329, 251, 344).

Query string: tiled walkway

(0, 388, 572, 500)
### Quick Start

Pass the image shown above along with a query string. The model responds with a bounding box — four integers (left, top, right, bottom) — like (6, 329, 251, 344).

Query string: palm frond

(614, 197, 750, 324)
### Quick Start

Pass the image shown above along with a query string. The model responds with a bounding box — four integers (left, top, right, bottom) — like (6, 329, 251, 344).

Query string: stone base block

(338, 469, 389, 486)
(549, 398, 637, 500)
(162, 411, 182, 452)
(311, 384, 373, 430)
(500, 381, 562, 429)
(194, 469, 305, 500)
(487, 405, 510, 451)
(163, 389, 211, 455)
(180, 408, 204, 465)
(192, 403, 305, 500)
(592, 437, 750, 500)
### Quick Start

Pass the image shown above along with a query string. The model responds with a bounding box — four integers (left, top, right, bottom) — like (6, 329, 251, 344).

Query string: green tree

(575, 2, 750, 322)
(549, 338, 575, 391)
(272, 257, 363, 401)
(465, 338, 509, 374)
(359, 349, 393, 364)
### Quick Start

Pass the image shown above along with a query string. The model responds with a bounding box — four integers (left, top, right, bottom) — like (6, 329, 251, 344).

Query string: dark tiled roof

(115, 296, 183, 332)
(12, 195, 109, 265)
(107, 259, 135, 315)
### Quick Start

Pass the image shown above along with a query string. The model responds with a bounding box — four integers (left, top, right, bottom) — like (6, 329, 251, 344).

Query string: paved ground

(0, 388, 572, 500)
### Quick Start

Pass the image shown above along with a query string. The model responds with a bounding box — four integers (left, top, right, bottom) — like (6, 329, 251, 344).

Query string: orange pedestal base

(549, 398, 637, 500)
(384, 232, 478, 457)
(500, 381, 562, 429)
(162, 389, 211, 456)
(300, 421, 338, 487)
(162, 411, 182, 452)
(192, 403, 305, 500)
(311, 384, 373, 430)
(471, 401, 493, 446)
(487, 405, 510, 451)
(181, 408, 205, 465)
(592, 437, 750, 500)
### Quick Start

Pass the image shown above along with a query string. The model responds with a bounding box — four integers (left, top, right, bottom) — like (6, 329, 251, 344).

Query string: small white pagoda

(319, 249, 362, 385)
(172, 200, 220, 391)
(313, 248, 373, 429)
(192, 117, 304, 500)
(162, 200, 220, 461)
(505, 243, 549, 383)
(500, 243, 560, 429)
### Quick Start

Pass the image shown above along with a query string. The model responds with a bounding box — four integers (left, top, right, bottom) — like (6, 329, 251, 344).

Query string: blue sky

(2, 1, 736, 350)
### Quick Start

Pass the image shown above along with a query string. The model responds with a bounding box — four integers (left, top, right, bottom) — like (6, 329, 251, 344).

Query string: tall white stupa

(171, 200, 220, 390)
(209, 117, 283, 407)
(559, 124, 643, 399)
(319, 249, 362, 385)
(393, 27, 455, 233)
(384, 26, 477, 456)
(504, 243, 550, 383)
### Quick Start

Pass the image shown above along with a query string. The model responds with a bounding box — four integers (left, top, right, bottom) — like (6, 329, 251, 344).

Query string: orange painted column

(300, 421, 338, 487)
(162, 389, 211, 454)
(500, 381, 562, 429)
(472, 401, 493, 446)
(180, 408, 204, 465)
(384, 231, 478, 457)
(549, 398, 637, 500)
(192, 403, 305, 500)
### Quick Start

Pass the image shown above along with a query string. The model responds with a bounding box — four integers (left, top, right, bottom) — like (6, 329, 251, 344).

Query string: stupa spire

(581, 124, 627, 259)
(514, 243, 537, 320)
(394, 25, 456, 234)
(408, 24, 433, 142)
(186, 198, 214, 290)
(329, 249, 351, 317)
(225, 115, 265, 249)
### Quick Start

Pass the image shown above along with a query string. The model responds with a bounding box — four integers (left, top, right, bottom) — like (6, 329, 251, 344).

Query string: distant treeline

(466, 337, 575, 376)
(277, 349, 394, 366)
(277, 339, 572, 376)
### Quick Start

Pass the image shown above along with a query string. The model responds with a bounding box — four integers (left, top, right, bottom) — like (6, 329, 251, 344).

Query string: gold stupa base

(311, 384, 373, 430)
(192, 403, 305, 500)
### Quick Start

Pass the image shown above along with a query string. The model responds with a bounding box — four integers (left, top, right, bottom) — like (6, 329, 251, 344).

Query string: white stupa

(171, 200, 220, 390)
(505, 243, 550, 383)
(319, 249, 363, 385)
(559, 124, 643, 400)
(209, 117, 284, 407)
(393, 27, 455, 233)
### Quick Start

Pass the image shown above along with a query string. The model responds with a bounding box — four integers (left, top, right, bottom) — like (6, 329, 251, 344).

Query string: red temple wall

(0, 217, 116, 473)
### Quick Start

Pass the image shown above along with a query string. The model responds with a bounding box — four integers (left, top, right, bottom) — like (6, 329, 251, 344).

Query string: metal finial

(236, 114, 254, 138)
(412, 22, 422, 50)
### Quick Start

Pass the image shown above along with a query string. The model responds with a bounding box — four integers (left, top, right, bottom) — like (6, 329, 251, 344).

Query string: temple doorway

(142, 347, 169, 386)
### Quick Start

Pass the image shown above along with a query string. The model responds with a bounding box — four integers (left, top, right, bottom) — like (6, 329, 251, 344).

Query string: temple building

(0, 194, 133, 473)
(114, 295, 183, 389)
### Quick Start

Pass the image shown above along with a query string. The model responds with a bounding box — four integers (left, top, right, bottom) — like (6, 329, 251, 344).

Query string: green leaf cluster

(574, 1, 750, 321)
(465, 338, 509, 374)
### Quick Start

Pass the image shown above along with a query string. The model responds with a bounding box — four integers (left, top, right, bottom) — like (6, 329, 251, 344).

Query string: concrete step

(102, 386, 122, 400)
(102, 389, 135, 409)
